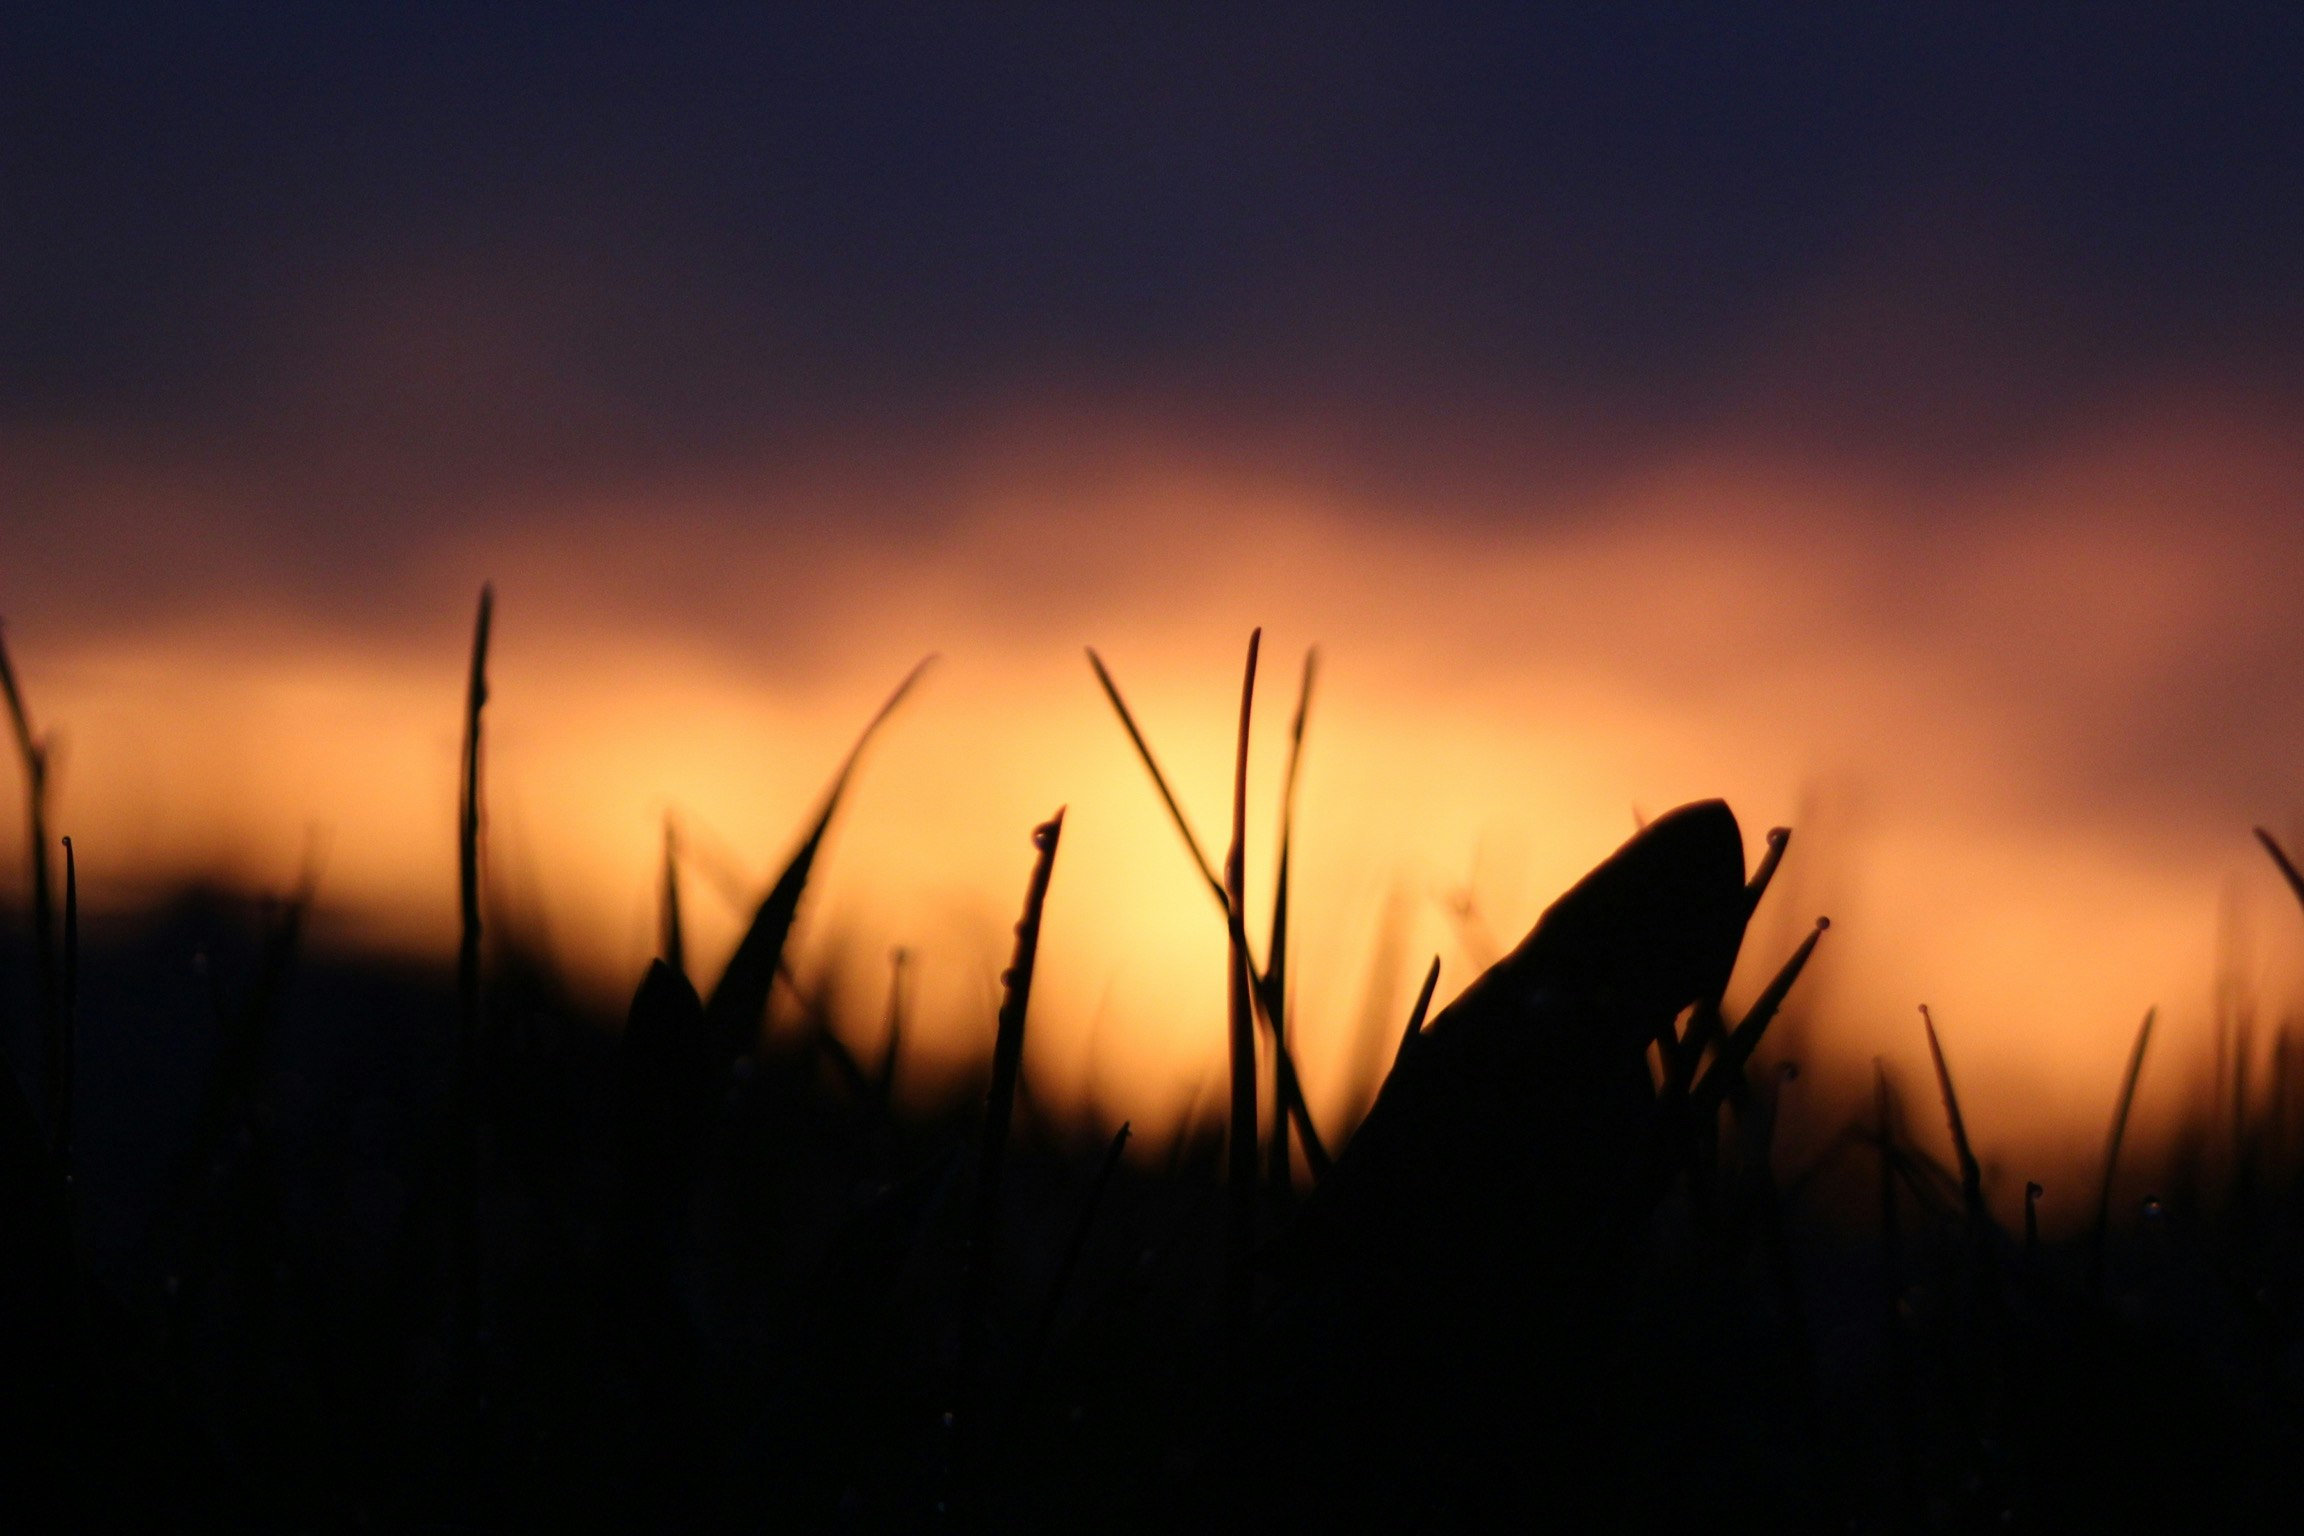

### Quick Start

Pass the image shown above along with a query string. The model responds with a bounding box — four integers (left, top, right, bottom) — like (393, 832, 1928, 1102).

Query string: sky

(7, 5, 2304, 1184)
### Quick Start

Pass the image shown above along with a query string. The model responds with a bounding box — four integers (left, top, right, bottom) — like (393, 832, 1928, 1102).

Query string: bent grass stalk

(1224, 630, 1260, 1338)
(1919, 1005, 1988, 1238)
(2091, 1006, 2157, 1296)
(704, 655, 934, 1059)
(1084, 647, 1331, 1176)
(1264, 648, 1316, 1193)
(1692, 918, 1829, 1115)
(2, 623, 58, 1131)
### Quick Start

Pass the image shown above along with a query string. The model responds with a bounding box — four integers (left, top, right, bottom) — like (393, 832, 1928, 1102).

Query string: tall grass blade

(660, 818, 686, 982)
(2090, 1006, 2156, 1296)
(454, 582, 493, 1373)
(704, 655, 933, 1057)
(1085, 648, 1225, 903)
(1224, 630, 1261, 1336)
(949, 809, 1065, 1522)
(1919, 1005, 1987, 1235)
(1746, 825, 1791, 911)
(1084, 646, 1330, 1177)
(878, 946, 909, 1105)
(1693, 918, 1829, 1113)
(1263, 648, 1316, 1193)
(2, 623, 57, 1113)
(2254, 827, 2304, 915)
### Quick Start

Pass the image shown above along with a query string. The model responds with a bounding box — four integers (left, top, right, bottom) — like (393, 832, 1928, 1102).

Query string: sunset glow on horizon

(12, 5, 2304, 1224)
(11, 387, 2304, 1204)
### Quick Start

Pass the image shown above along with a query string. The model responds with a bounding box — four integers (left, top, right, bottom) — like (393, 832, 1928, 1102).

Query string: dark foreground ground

(4, 806, 2304, 1533)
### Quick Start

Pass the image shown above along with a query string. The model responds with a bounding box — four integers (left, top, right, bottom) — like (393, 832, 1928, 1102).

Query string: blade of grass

(878, 947, 909, 1106)
(1692, 918, 1829, 1114)
(1263, 648, 1316, 1193)
(454, 582, 492, 1375)
(2090, 1006, 2156, 1296)
(1084, 646, 1331, 1177)
(1919, 1005, 1987, 1237)
(1224, 630, 1260, 1338)
(704, 655, 934, 1058)
(2, 623, 57, 1116)
(660, 818, 686, 983)
(2255, 827, 2304, 915)
(1746, 825, 1791, 911)
(948, 809, 1065, 1524)
(1392, 955, 1441, 1075)
(1086, 648, 1224, 902)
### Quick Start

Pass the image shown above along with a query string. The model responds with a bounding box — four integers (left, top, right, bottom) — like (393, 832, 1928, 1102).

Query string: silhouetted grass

(1263, 648, 1315, 1195)
(2092, 1006, 2157, 1295)
(1394, 954, 1440, 1073)
(1223, 633, 1261, 1329)
(1, 620, 58, 1144)
(3, 606, 2303, 1531)
(702, 655, 932, 1060)
(947, 809, 1065, 1521)
(1919, 1004, 1987, 1238)
(452, 583, 491, 1375)
(1085, 646, 1330, 1178)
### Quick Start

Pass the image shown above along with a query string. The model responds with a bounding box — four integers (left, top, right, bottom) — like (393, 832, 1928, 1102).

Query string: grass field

(3, 601, 2302, 1532)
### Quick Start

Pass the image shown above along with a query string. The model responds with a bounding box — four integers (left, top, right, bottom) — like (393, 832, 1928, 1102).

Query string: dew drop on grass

(2142, 1195, 2165, 1221)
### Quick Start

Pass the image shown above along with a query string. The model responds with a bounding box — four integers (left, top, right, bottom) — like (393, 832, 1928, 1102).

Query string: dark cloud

(7, 4, 2299, 479)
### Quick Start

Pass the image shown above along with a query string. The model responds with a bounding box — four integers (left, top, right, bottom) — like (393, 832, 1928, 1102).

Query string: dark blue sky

(7, 4, 2302, 527)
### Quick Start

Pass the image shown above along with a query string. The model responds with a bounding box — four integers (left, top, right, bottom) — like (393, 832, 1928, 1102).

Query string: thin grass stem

(2091, 1006, 2156, 1296)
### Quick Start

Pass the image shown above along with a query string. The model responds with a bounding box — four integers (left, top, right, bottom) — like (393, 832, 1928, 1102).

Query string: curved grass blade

(1919, 1005, 1987, 1236)
(877, 946, 910, 1105)
(1693, 918, 1829, 1114)
(2090, 1006, 2156, 1295)
(2255, 827, 2304, 915)
(703, 655, 934, 1056)
(1085, 648, 1224, 903)
(1746, 826, 1791, 912)
(1264, 648, 1316, 1192)
(1084, 646, 1331, 1177)
(1224, 631, 1260, 1334)
(2, 623, 57, 1116)
(660, 817, 686, 982)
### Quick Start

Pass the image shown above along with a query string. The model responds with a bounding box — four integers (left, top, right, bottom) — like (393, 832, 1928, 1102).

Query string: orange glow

(8, 392, 2304, 1182)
